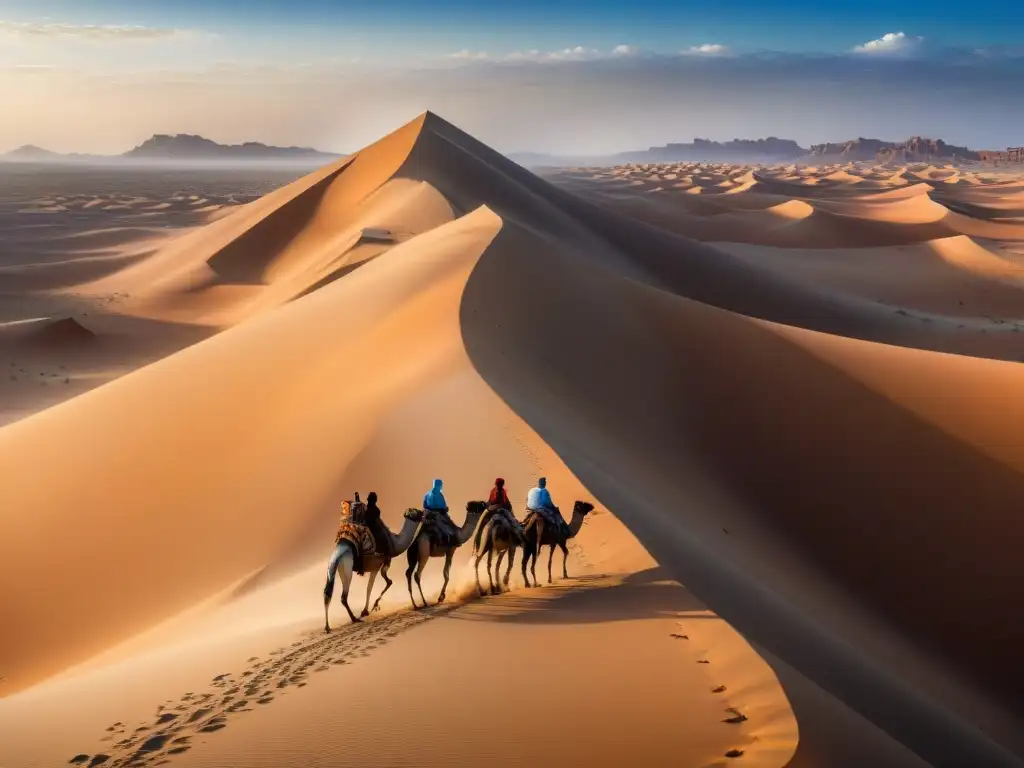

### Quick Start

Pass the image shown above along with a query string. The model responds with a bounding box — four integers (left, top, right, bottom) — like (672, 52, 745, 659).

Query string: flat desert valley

(1, 113, 1023, 768)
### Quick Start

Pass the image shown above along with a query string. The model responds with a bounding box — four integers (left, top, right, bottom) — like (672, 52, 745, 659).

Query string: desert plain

(1, 113, 1023, 768)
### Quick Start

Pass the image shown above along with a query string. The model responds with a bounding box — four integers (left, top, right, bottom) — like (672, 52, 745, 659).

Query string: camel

(521, 501, 594, 587)
(406, 501, 487, 608)
(473, 507, 527, 596)
(323, 506, 425, 632)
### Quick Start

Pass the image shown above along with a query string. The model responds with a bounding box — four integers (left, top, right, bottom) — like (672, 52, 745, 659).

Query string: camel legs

(547, 543, 556, 584)
(504, 546, 516, 588)
(324, 543, 360, 631)
(486, 548, 496, 595)
(530, 542, 539, 586)
(328, 546, 360, 626)
(361, 567, 378, 618)
(522, 540, 534, 587)
(474, 541, 490, 597)
(561, 541, 570, 579)
(414, 555, 428, 607)
(371, 562, 393, 613)
(438, 550, 454, 603)
(406, 539, 430, 609)
(405, 546, 422, 609)
(493, 550, 506, 594)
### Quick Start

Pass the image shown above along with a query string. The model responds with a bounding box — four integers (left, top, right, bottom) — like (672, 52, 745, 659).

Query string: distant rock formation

(617, 137, 808, 163)
(510, 137, 809, 168)
(122, 134, 341, 162)
(807, 137, 980, 164)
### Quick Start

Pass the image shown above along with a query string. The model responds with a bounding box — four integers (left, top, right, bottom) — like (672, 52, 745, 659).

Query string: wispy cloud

(0, 20, 197, 41)
(446, 49, 491, 61)
(445, 45, 623, 63)
(684, 43, 730, 56)
(852, 31, 923, 55)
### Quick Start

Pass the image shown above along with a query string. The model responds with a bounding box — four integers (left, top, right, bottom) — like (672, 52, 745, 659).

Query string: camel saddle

(524, 507, 570, 540)
(423, 508, 459, 549)
(335, 500, 379, 575)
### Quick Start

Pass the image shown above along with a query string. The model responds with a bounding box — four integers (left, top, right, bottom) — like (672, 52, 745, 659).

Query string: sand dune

(1, 114, 1022, 768)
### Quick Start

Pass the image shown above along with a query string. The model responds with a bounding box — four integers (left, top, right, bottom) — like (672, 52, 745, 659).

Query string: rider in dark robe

(363, 491, 392, 558)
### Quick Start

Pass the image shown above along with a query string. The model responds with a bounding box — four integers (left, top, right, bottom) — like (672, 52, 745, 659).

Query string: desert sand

(0, 114, 1021, 768)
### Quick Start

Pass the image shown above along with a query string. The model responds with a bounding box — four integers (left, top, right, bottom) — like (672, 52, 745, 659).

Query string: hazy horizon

(3, 1, 1024, 155)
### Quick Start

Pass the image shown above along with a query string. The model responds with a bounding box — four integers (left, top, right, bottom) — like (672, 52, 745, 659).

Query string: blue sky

(6, 0, 1024, 58)
(2, 1, 1023, 154)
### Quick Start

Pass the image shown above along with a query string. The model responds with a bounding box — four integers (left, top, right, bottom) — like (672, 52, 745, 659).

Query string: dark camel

(406, 501, 487, 608)
(473, 506, 527, 596)
(521, 501, 594, 587)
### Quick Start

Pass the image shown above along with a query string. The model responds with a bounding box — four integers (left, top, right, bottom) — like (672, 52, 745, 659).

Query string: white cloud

(446, 45, 627, 64)
(684, 43, 729, 56)
(446, 49, 490, 60)
(548, 46, 601, 61)
(0, 20, 196, 41)
(853, 32, 922, 55)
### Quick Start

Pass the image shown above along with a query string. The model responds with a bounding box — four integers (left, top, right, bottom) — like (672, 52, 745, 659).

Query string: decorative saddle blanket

(334, 521, 376, 554)
(334, 500, 380, 574)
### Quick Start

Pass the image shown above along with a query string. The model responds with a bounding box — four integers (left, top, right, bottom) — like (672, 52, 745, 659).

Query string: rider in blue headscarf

(423, 478, 448, 512)
(423, 478, 457, 546)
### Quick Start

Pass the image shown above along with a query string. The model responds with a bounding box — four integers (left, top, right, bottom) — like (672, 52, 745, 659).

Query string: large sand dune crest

(1, 113, 1022, 768)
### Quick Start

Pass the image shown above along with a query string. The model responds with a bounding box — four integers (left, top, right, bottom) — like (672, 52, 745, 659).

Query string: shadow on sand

(448, 566, 717, 626)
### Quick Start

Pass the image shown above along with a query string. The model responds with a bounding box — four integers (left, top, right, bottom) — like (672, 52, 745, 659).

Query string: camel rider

(423, 478, 458, 547)
(364, 492, 392, 558)
(350, 491, 365, 523)
(489, 477, 524, 528)
(488, 477, 512, 511)
(526, 477, 570, 539)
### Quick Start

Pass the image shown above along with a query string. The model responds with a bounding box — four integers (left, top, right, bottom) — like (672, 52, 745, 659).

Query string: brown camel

(473, 507, 527, 596)
(521, 501, 594, 587)
(323, 506, 425, 631)
(405, 501, 487, 607)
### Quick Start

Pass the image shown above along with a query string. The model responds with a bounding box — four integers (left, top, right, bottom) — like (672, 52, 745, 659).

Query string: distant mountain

(807, 137, 980, 163)
(615, 137, 808, 164)
(122, 134, 341, 162)
(1, 135, 342, 165)
(3, 145, 64, 162)
(511, 137, 809, 168)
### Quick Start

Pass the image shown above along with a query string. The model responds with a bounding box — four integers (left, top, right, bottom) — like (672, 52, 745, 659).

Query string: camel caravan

(323, 477, 594, 632)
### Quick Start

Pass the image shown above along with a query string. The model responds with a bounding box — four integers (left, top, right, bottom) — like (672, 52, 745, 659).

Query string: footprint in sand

(696, 659, 711, 664)
(725, 748, 745, 758)
(199, 716, 227, 733)
(72, 609, 441, 766)
(723, 708, 748, 724)
(711, 685, 727, 694)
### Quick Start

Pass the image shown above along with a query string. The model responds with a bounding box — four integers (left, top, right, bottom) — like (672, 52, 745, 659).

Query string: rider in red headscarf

(488, 477, 511, 510)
